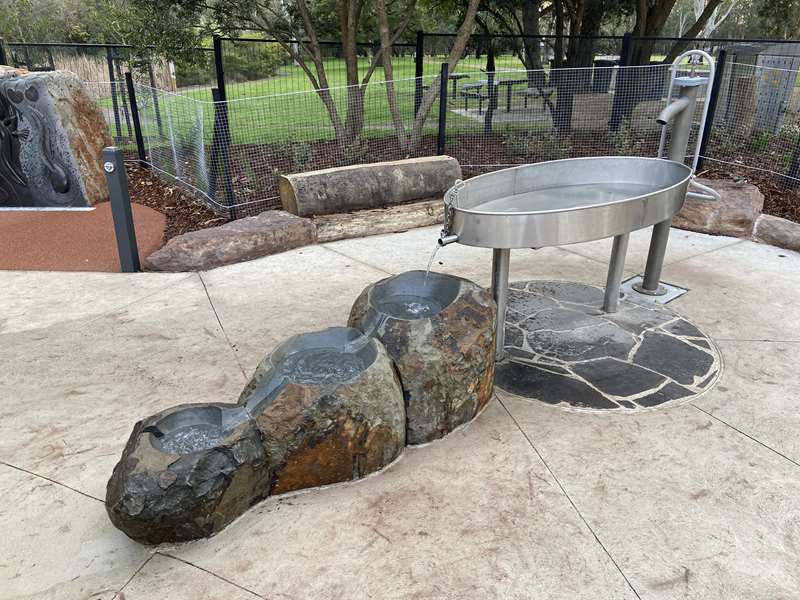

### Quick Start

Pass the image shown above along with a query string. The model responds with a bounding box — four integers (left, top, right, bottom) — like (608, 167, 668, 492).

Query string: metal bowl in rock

(348, 271, 496, 444)
(106, 327, 405, 544)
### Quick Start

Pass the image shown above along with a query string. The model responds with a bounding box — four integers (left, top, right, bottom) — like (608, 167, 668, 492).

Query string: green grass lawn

(116, 56, 512, 147)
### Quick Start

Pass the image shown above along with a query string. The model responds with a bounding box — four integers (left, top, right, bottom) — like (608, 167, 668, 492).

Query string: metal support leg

(491, 248, 510, 361)
(602, 233, 629, 312)
(635, 219, 672, 295)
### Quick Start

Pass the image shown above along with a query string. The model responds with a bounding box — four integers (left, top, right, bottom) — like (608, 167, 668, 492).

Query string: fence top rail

(219, 36, 417, 47)
(729, 61, 800, 73)
(630, 35, 800, 44)
(423, 32, 625, 40)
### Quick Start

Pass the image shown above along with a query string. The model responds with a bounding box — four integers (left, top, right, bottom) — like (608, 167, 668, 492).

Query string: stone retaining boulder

(106, 327, 405, 544)
(753, 214, 800, 252)
(144, 210, 316, 271)
(673, 177, 764, 238)
(0, 70, 111, 207)
(279, 156, 462, 217)
(348, 271, 496, 445)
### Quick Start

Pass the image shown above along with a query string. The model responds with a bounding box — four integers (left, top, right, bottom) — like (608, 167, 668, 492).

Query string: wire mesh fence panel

(129, 83, 221, 212)
(84, 52, 800, 222)
(218, 74, 441, 215)
(421, 34, 626, 79)
(702, 61, 800, 191)
(443, 63, 673, 178)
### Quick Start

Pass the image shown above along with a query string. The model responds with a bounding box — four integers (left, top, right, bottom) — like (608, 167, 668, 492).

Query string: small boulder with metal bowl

(106, 327, 405, 544)
(348, 270, 496, 445)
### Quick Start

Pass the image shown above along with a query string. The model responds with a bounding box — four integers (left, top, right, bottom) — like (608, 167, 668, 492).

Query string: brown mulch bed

(126, 164, 226, 241)
(137, 130, 800, 240)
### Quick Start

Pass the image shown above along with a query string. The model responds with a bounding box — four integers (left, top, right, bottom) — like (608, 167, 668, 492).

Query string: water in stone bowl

(151, 405, 247, 455)
(241, 327, 379, 414)
(371, 270, 460, 320)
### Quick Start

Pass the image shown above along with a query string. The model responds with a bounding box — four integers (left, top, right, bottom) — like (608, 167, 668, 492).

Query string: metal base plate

(621, 276, 688, 306)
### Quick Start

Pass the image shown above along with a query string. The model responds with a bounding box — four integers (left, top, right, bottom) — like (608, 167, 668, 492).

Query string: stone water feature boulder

(106, 327, 405, 544)
(348, 271, 496, 445)
(0, 70, 111, 207)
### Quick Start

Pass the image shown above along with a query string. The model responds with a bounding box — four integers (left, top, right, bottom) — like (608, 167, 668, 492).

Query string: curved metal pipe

(686, 178, 721, 202)
(656, 96, 691, 125)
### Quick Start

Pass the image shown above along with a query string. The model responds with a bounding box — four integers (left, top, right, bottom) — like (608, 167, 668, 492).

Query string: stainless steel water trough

(439, 156, 694, 357)
(439, 50, 719, 360)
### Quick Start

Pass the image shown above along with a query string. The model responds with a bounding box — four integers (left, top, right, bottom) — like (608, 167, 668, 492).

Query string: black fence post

(414, 30, 424, 116)
(102, 146, 141, 273)
(114, 56, 133, 138)
(147, 61, 164, 137)
(484, 43, 496, 135)
(124, 72, 147, 167)
(211, 87, 236, 219)
(608, 32, 633, 131)
(106, 47, 123, 141)
(213, 35, 227, 101)
(697, 49, 727, 170)
(437, 62, 449, 155)
(0, 39, 7, 66)
(785, 137, 800, 187)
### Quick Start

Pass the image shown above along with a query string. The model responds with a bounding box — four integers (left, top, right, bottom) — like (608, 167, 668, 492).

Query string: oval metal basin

(446, 157, 693, 248)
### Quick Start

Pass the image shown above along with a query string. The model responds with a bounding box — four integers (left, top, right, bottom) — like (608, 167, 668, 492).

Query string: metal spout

(438, 234, 459, 246)
(656, 96, 691, 125)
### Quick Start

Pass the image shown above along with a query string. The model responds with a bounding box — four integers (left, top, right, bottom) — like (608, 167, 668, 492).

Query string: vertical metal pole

(212, 87, 236, 219)
(484, 43, 496, 135)
(124, 72, 147, 167)
(414, 30, 424, 116)
(107, 47, 123, 141)
(114, 57, 133, 139)
(697, 49, 727, 170)
(785, 136, 800, 187)
(147, 60, 164, 137)
(638, 82, 700, 295)
(491, 248, 510, 361)
(213, 35, 227, 101)
(602, 233, 630, 313)
(102, 147, 140, 273)
(437, 62, 449, 155)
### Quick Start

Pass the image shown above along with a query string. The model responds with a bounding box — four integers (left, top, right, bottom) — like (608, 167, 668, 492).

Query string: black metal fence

(3, 32, 800, 219)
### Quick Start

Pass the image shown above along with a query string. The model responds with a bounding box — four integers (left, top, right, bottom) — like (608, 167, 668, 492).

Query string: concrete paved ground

(2, 226, 800, 599)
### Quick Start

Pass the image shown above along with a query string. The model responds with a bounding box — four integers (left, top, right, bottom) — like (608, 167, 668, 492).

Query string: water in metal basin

(473, 181, 659, 213)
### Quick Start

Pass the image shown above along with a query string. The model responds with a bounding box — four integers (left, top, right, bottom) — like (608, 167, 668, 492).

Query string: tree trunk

(407, 0, 482, 150)
(663, 0, 726, 63)
(523, 1, 547, 88)
(376, 0, 411, 151)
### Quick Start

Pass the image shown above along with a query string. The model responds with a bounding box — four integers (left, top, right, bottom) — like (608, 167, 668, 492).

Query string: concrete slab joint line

(496, 396, 643, 600)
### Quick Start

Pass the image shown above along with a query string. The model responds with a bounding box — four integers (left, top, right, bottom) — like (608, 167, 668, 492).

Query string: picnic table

(459, 77, 553, 114)
(448, 72, 470, 96)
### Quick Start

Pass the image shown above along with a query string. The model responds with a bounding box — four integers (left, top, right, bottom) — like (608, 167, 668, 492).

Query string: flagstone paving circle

(495, 280, 721, 411)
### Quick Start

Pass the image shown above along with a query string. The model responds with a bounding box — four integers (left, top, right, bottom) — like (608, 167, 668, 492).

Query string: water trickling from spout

(424, 240, 441, 287)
